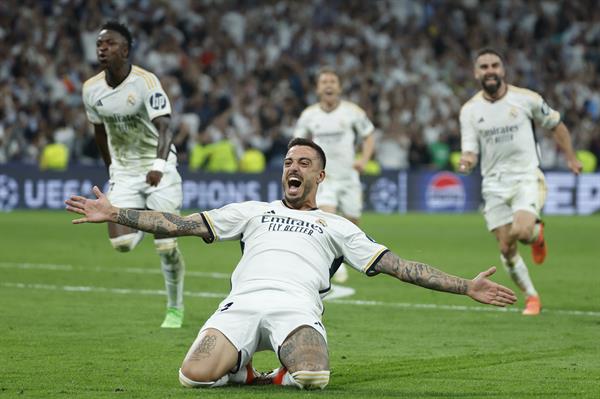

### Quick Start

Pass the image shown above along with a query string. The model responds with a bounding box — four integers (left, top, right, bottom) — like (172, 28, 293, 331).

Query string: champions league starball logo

(0, 175, 19, 211)
(369, 177, 398, 213)
(425, 172, 466, 211)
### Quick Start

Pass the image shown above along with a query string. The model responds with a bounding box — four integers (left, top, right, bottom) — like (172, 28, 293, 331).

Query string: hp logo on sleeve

(149, 93, 167, 110)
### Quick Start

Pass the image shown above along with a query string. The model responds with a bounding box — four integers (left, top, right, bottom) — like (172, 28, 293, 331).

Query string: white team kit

(194, 200, 388, 368)
(460, 85, 561, 230)
(82, 65, 182, 212)
(294, 101, 374, 218)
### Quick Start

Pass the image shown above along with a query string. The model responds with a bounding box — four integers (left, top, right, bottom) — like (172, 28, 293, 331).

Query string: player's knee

(289, 370, 330, 390)
(155, 239, 183, 267)
(155, 238, 178, 256)
(110, 232, 143, 252)
(179, 366, 224, 388)
(510, 225, 531, 242)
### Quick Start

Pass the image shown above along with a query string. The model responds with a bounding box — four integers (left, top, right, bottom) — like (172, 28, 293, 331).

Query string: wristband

(151, 158, 166, 173)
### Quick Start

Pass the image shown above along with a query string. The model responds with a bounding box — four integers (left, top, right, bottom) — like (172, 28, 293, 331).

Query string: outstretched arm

(373, 252, 517, 307)
(65, 186, 209, 238)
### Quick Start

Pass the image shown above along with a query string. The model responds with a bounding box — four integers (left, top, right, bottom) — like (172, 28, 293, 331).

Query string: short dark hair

(287, 138, 327, 169)
(475, 48, 505, 64)
(100, 21, 133, 51)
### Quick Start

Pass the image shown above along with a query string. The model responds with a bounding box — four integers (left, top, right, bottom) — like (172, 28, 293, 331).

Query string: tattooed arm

(115, 208, 208, 237)
(374, 251, 468, 294)
(65, 186, 210, 238)
(373, 251, 517, 307)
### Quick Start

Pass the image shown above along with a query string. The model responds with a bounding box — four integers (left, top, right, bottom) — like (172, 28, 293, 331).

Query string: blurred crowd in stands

(1, 0, 599, 172)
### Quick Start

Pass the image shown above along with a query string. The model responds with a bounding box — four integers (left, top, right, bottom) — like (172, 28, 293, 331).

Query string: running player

(81, 21, 186, 328)
(459, 48, 582, 315)
(294, 67, 375, 283)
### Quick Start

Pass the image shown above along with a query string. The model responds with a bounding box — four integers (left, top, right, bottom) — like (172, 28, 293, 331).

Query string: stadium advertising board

(0, 164, 598, 215)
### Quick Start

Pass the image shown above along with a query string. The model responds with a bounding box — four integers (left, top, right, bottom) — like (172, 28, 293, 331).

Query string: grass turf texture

(1, 211, 599, 398)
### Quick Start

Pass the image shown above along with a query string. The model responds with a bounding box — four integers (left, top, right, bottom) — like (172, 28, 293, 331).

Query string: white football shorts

(482, 169, 547, 231)
(107, 165, 183, 213)
(317, 174, 362, 219)
(196, 290, 327, 368)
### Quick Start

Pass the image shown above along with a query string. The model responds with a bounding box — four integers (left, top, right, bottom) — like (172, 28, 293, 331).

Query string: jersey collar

(281, 199, 319, 211)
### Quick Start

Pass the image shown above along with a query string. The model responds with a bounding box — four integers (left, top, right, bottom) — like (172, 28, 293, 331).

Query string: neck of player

(105, 63, 132, 88)
(320, 98, 340, 112)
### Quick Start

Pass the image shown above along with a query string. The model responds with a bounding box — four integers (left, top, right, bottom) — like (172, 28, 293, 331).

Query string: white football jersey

(294, 101, 374, 179)
(460, 85, 561, 178)
(82, 65, 176, 173)
(201, 200, 388, 308)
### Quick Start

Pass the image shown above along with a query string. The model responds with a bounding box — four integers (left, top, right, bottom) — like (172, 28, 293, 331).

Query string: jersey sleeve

(335, 221, 388, 276)
(529, 92, 561, 130)
(459, 104, 479, 154)
(81, 87, 102, 124)
(293, 111, 311, 138)
(143, 73, 172, 121)
(201, 202, 259, 243)
(352, 106, 375, 138)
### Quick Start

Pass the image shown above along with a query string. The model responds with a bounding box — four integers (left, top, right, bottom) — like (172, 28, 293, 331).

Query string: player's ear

(317, 170, 325, 184)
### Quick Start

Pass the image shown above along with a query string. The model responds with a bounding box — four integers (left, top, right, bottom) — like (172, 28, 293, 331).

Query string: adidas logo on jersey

(478, 117, 484, 123)
(96, 99, 103, 107)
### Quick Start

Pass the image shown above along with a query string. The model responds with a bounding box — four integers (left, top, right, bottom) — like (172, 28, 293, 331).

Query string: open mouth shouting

(286, 175, 303, 196)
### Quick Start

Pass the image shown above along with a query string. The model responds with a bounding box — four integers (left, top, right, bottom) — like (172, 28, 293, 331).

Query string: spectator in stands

(0, 0, 597, 170)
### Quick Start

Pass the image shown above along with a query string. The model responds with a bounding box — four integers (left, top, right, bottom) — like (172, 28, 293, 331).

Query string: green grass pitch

(1, 211, 599, 398)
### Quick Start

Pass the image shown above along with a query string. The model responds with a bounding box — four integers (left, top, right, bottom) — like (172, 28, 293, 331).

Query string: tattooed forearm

(375, 252, 468, 295)
(116, 209, 207, 237)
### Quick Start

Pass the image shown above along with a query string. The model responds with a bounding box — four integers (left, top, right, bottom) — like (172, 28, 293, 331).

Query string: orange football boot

(531, 222, 546, 264)
(522, 295, 542, 316)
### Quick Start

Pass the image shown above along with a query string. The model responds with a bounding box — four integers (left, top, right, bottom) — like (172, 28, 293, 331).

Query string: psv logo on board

(149, 93, 166, 110)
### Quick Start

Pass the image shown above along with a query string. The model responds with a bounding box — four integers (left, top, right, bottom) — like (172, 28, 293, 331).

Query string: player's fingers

(72, 217, 89, 224)
(65, 198, 85, 208)
(68, 195, 88, 203)
(477, 266, 496, 279)
(496, 289, 517, 304)
(92, 185, 104, 199)
(65, 205, 85, 215)
(498, 285, 517, 298)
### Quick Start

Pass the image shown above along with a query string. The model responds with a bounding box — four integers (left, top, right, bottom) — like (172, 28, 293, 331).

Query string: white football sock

(155, 239, 185, 309)
(501, 254, 537, 296)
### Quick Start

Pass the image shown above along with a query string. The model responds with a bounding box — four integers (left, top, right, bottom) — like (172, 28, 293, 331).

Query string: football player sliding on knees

(66, 138, 517, 390)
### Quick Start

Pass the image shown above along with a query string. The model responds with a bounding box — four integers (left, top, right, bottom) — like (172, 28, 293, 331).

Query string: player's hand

(567, 157, 583, 175)
(146, 170, 163, 186)
(458, 157, 472, 175)
(353, 159, 367, 173)
(65, 186, 116, 224)
(467, 267, 517, 307)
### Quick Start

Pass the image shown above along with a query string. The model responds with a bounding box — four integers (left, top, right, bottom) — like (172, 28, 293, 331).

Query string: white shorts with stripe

(482, 169, 547, 231)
